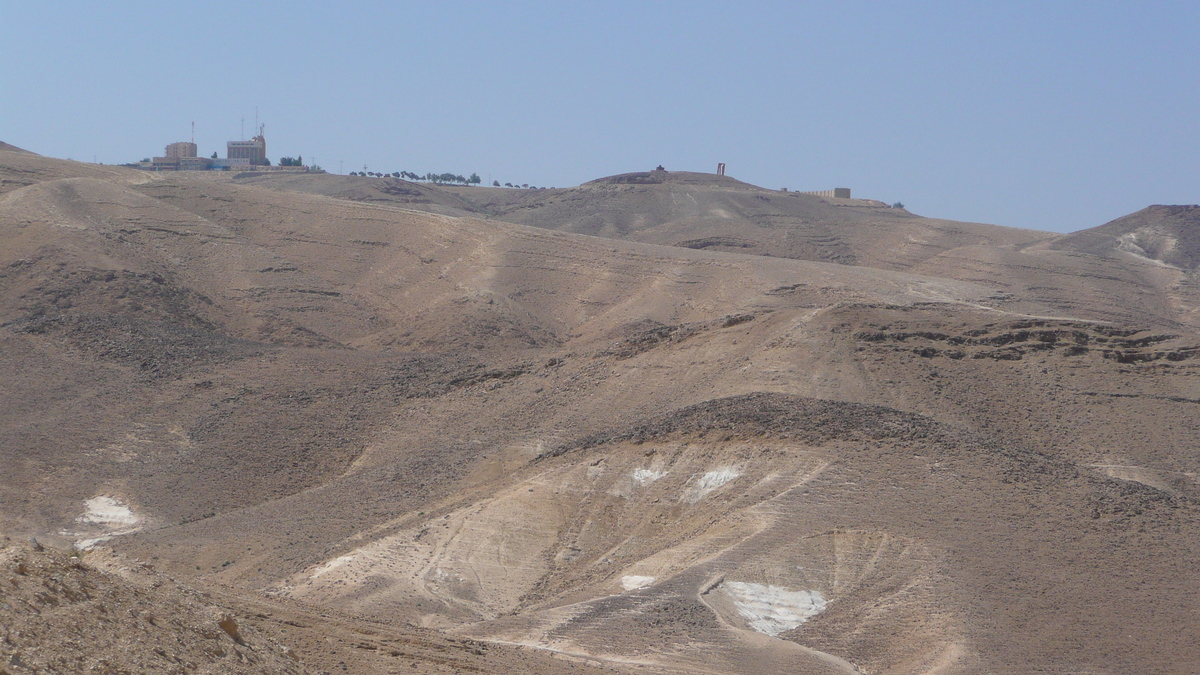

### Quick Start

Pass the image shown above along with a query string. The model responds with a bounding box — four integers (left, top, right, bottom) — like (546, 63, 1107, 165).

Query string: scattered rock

(219, 614, 245, 644)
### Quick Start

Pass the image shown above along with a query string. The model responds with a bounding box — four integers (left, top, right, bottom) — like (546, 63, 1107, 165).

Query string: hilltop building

(164, 142, 196, 159)
(142, 126, 283, 171)
(150, 141, 198, 170)
(227, 131, 267, 166)
(801, 188, 851, 199)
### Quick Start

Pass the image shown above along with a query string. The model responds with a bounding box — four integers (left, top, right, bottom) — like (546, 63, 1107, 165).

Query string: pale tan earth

(2, 145, 1199, 674)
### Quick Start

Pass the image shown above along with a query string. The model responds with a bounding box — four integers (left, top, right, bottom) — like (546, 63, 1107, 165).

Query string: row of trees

(348, 170, 481, 185)
(347, 170, 547, 189)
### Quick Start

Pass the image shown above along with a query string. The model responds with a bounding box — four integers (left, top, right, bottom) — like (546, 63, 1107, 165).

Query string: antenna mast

(191, 121, 194, 143)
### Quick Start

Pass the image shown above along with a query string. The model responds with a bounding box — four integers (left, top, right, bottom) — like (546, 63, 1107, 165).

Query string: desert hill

(3, 150, 1200, 673)
(232, 171, 484, 219)
(0, 141, 34, 154)
(239, 168, 1200, 329)
(0, 540, 613, 674)
(1051, 204, 1200, 269)
(968, 204, 1200, 328)
(0, 143, 143, 195)
(442, 170, 1050, 272)
(242, 169, 1053, 273)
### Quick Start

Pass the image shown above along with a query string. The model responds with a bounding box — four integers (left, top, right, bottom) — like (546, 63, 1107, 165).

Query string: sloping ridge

(279, 393, 958, 674)
(0, 145, 144, 196)
(280, 392, 1200, 674)
(231, 167, 1053, 273)
(584, 170, 759, 188)
(1051, 204, 1200, 269)
(0, 141, 36, 154)
(231, 171, 483, 218)
(437, 171, 1053, 272)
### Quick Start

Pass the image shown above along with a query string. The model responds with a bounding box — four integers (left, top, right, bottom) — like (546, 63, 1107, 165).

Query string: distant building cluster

(142, 126, 297, 171)
(712, 163, 850, 200)
(799, 188, 852, 199)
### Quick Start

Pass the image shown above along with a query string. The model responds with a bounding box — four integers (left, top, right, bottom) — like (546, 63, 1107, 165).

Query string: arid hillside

(241, 169, 1052, 272)
(1051, 204, 1200, 269)
(0, 540, 611, 674)
(2, 145, 1199, 674)
(241, 169, 1200, 329)
(232, 171, 484, 219)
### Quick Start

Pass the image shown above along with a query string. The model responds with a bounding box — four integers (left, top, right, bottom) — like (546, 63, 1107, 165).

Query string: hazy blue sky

(2, 1, 1195, 232)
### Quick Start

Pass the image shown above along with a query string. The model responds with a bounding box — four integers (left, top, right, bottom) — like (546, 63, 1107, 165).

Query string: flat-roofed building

(178, 156, 213, 171)
(165, 142, 197, 159)
(210, 157, 252, 170)
(800, 188, 852, 199)
(227, 134, 267, 165)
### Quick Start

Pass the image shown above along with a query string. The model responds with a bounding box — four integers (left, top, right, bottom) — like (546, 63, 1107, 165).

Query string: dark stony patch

(598, 320, 704, 360)
(552, 392, 1199, 518)
(12, 312, 263, 377)
(677, 237, 757, 251)
(854, 319, 1197, 364)
(561, 392, 942, 452)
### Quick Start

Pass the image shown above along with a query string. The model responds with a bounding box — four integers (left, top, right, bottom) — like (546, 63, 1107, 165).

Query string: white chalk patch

(621, 575, 656, 591)
(311, 555, 356, 579)
(69, 496, 143, 549)
(631, 468, 667, 486)
(684, 466, 740, 503)
(79, 496, 139, 527)
(721, 581, 826, 636)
